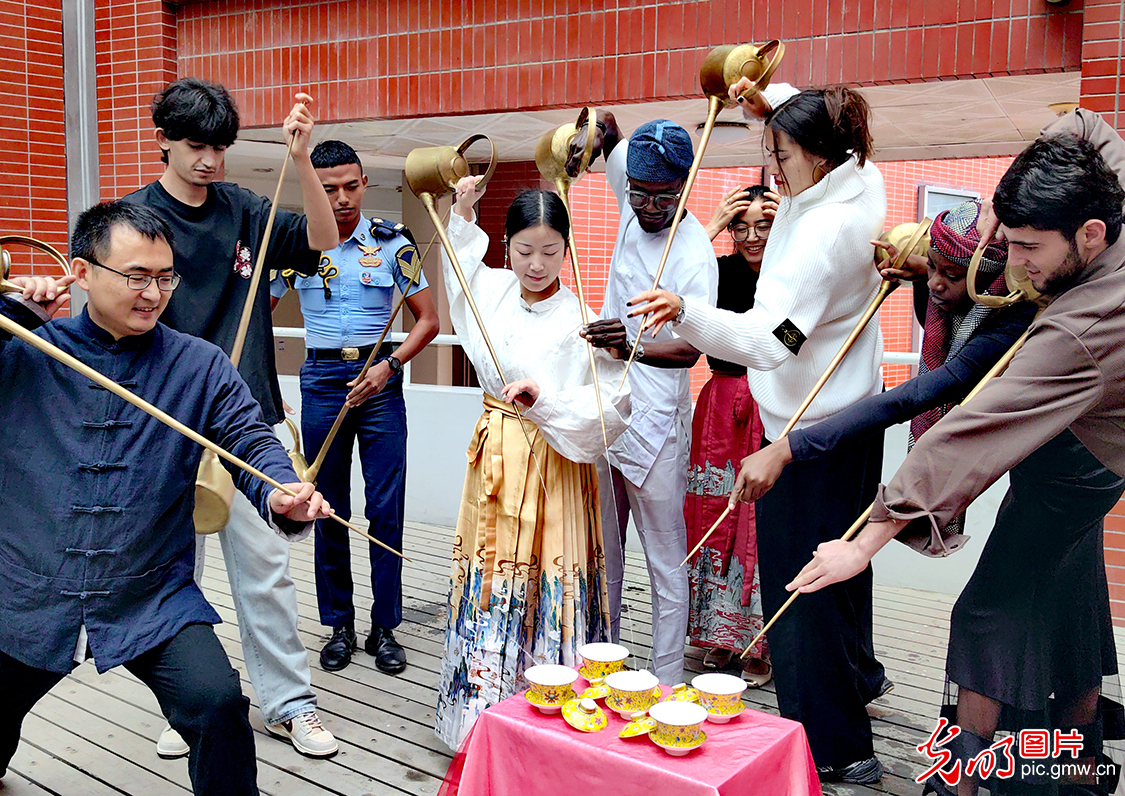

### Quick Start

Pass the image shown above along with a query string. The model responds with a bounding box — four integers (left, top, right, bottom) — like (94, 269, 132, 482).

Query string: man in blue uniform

(0, 201, 330, 796)
(272, 140, 439, 673)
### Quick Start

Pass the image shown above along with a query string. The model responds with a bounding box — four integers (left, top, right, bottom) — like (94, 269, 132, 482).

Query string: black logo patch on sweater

(772, 319, 807, 355)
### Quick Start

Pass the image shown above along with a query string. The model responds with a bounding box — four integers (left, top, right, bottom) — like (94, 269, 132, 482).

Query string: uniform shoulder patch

(395, 244, 423, 284)
(772, 318, 807, 355)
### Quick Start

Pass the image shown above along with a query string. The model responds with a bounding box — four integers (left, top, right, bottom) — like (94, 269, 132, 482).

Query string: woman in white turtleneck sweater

(632, 86, 890, 785)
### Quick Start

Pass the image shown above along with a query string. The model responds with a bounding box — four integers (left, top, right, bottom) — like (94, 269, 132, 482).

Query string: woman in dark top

(684, 185, 775, 682)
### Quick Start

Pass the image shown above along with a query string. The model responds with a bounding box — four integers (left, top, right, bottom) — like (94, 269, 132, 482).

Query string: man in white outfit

(577, 114, 718, 685)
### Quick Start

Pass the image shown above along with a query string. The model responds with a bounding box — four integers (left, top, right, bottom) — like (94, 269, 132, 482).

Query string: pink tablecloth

(440, 685, 822, 796)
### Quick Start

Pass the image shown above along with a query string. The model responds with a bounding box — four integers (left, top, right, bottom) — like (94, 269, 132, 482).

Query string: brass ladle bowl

(699, 40, 785, 105)
(874, 221, 931, 268)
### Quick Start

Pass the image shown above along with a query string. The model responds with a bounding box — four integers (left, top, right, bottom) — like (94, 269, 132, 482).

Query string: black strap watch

(386, 355, 403, 375)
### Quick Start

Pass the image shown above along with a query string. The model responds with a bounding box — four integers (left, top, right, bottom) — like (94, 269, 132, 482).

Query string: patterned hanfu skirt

(684, 372, 767, 657)
(435, 395, 609, 750)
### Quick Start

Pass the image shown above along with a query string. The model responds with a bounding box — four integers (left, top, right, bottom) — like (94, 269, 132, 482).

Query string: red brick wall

(94, 0, 177, 200)
(1080, 0, 1124, 137)
(0, 0, 68, 277)
(174, 0, 1084, 127)
(1081, 1, 1125, 624)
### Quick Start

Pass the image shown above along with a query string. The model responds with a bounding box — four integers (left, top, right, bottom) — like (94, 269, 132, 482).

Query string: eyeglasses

(626, 189, 682, 212)
(88, 259, 181, 292)
(729, 222, 772, 242)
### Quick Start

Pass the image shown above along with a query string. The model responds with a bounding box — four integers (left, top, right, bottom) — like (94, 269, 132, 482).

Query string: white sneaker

(156, 723, 190, 759)
(266, 711, 338, 757)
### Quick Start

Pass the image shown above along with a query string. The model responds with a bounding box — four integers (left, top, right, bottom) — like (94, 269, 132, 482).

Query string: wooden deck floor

(0, 518, 1041, 796)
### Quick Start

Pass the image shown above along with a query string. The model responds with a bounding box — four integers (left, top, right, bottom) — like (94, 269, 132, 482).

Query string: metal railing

(273, 326, 920, 379)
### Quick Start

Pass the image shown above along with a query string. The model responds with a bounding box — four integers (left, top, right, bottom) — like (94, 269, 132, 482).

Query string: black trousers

(0, 623, 258, 796)
(756, 431, 885, 769)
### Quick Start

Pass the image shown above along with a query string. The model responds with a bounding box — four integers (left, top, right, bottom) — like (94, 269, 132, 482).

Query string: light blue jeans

(194, 490, 317, 725)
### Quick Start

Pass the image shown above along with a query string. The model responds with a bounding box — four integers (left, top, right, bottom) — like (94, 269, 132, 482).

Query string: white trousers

(194, 490, 317, 725)
(597, 429, 690, 685)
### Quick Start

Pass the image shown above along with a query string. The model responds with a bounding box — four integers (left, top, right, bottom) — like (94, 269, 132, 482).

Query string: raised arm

(284, 93, 339, 251)
(788, 320, 1103, 594)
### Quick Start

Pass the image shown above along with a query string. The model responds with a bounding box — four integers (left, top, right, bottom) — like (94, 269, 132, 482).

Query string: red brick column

(1080, 0, 1124, 136)
(0, 0, 68, 275)
(1079, 0, 1125, 623)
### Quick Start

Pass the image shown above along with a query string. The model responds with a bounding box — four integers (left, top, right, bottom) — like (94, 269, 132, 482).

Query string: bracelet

(626, 336, 646, 362)
(674, 296, 686, 325)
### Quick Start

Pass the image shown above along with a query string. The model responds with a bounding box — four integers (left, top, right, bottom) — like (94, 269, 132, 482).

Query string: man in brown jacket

(789, 109, 1125, 796)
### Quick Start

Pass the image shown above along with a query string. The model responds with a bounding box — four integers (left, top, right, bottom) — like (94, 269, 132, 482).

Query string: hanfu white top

(442, 212, 630, 464)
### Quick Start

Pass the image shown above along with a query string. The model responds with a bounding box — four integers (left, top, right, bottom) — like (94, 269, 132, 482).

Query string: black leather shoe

(817, 756, 884, 785)
(863, 676, 895, 704)
(319, 625, 357, 672)
(365, 626, 407, 674)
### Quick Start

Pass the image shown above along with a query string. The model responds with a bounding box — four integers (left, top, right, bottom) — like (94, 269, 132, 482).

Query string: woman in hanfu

(434, 176, 630, 749)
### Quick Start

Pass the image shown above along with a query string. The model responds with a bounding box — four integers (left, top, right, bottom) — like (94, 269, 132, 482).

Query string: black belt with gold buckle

(307, 343, 392, 362)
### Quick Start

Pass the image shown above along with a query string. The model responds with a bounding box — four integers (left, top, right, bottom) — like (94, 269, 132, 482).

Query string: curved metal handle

(967, 228, 1042, 307)
(573, 106, 598, 176)
(0, 235, 72, 276)
(283, 417, 302, 453)
(734, 40, 786, 104)
(758, 40, 786, 87)
(455, 134, 498, 191)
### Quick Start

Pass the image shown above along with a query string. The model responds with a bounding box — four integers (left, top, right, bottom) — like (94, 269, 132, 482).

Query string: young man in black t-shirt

(123, 78, 340, 759)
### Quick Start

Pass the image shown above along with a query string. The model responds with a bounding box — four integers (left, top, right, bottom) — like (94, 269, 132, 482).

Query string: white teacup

(577, 642, 630, 680)
(649, 700, 708, 755)
(604, 669, 660, 718)
(692, 672, 748, 723)
(524, 664, 579, 714)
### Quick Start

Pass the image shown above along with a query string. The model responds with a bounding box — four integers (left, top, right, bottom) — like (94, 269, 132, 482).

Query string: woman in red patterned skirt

(684, 185, 774, 684)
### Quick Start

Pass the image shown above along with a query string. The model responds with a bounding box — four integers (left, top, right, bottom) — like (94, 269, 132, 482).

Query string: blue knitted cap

(627, 120, 694, 183)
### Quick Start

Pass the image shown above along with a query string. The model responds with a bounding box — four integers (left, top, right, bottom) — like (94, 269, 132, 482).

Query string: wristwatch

(386, 355, 403, 375)
(674, 295, 686, 325)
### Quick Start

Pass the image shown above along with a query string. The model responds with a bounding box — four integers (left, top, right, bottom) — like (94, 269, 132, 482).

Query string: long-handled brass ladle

(681, 221, 932, 567)
(404, 135, 550, 498)
(0, 309, 406, 559)
(195, 135, 296, 533)
(535, 107, 611, 451)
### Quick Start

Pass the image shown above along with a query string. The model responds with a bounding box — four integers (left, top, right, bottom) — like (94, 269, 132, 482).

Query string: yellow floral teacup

(692, 672, 747, 723)
(524, 664, 579, 714)
(577, 642, 630, 681)
(605, 670, 660, 719)
(648, 701, 708, 755)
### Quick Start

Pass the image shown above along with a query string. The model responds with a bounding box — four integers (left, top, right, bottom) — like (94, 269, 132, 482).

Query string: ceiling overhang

(225, 71, 1080, 195)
